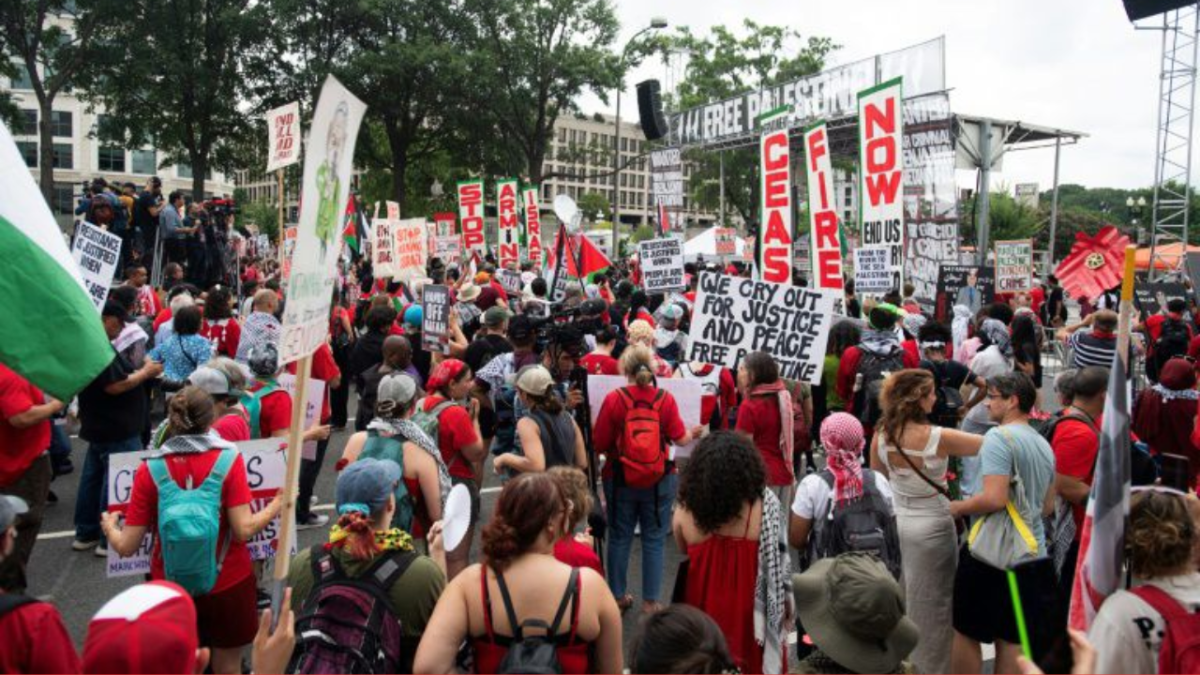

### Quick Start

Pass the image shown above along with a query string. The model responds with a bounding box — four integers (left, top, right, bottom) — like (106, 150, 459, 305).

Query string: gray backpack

(806, 469, 902, 579)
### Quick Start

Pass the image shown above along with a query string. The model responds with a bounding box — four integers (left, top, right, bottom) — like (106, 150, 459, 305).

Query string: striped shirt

(1068, 330, 1117, 368)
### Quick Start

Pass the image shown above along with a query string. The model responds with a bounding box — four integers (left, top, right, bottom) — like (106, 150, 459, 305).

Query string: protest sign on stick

(852, 246, 894, 296)
(687, 272, 838, 385)
(435, 235, 461, 266)
(638, 237, 686, 294)
(275, 75, 365, 627)
(372, 218, 396, 278)
(496, 179, 520, 268)
(935, 265, 995, 321)
(715, 227, 737, 256)
(71, 221, 122, 309)
(805, 121, 845, 297)
(393, 218, 427, 284)
(497, 269, 524, 295)
(759, 108, 793, 284)
(858, 78, 905, 290)
(994, 239, 1034, 293)
(523, 187, 543, 265)
(433, 212, 457, 238)
(265, 102, 301, 173)
(458, 179, 486, 260)
(422, 284, 450, 353)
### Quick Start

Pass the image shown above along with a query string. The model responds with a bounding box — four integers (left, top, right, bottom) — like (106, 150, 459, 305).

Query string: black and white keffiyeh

(366, 417, 452, 510)
(754, 487, 793, 675)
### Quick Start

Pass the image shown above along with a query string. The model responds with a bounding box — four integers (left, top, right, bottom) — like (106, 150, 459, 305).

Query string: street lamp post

(612, 17, 667, 257)
(1127, 195, 1147, 244)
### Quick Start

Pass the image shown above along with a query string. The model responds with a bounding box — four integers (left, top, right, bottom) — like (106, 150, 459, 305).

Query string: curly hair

(878, 369, 934, 451)
(481, 473, 567, 570)
(548, 466, 592, 529)
(677, 431, 766, 534)
(1128, 490, 1196, 578)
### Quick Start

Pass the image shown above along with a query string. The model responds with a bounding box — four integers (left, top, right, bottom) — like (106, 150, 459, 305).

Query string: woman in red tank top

(413, 473, 624, 674)
(673, 431, 789, 675)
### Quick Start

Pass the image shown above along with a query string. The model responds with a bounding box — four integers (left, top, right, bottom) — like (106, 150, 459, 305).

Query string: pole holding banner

(270, 353, 310, 628)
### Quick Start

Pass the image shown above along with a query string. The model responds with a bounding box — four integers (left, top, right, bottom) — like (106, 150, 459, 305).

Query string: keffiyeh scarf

(820, 413, 865, 503)
(952, 305, 972, 352)
(755, 488, 793, 675)
(150, 427, 239, 456)
(237, 312, 281, 362)
(749, 382, 794, 481)
(981, 318, 1013, 358)
(365, 417, 452, 511)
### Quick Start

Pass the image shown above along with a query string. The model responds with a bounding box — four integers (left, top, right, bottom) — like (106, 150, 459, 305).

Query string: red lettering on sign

(760, 129, 792, 285)
(814, 211, 838, 249)
(816, 249, 842, 288)
(763, 133, 788, 171)
(763, 245, 790, 283)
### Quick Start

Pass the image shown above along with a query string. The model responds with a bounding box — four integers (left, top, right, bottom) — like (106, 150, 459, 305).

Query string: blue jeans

(74, 436, 143, 541)
(604, 473, 677, 602)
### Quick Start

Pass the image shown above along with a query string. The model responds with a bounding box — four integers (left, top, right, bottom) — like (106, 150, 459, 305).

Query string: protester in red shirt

(243, 345, 293, 439)
(0, 494, 80, 674)
(580, 325, 621, 376)
(1141, 298, 1194, 380)
(549, 466, 604, 575)
(421, 358, 484, 580)
(288, 342, 341, 529)
(188, 362, 251, 443)
(123, 264, 162, 318)
(736, 351, 796, 492)
(101, 387, 284, 675)
(593, 346, 699, 613)
(200, 286, 241, 358)
(836, 307, 920, 415)
(1049, 366, 1107, 587)
(0, 364, 61, 594)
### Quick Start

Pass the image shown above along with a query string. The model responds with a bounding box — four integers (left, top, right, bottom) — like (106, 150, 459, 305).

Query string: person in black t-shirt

(464, 306, 514, 375)
(917, 321, 987, 428)
(131, 177, 163, 266)
(71, 344, 161, 555)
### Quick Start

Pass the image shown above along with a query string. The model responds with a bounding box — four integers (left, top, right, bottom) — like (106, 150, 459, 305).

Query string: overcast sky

(586, 0, 1177, 193)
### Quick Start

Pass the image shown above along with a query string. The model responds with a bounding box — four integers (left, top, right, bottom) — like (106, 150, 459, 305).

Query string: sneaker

(297, 513, 329, 530)
(72, 538, 99, 552)
(94, 541, 108, 558)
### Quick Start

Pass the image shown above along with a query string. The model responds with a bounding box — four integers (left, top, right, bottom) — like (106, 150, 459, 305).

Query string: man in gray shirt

(949, 372, 1057, 675)
(158, 191, 195, 267)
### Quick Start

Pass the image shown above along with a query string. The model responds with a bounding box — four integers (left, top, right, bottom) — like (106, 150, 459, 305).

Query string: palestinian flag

(0, 120, 114, 399)
(342, 194, 365, 255)
(551, 226, 612, 282)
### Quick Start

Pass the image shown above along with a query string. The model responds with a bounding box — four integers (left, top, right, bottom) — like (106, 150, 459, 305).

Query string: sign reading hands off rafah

(687, 272, 837, 385)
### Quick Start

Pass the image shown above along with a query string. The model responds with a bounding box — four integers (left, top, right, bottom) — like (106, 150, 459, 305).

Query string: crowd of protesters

(1, 212, 1200, 675)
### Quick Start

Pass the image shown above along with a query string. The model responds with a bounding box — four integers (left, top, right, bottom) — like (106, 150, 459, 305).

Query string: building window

(49, 111, 72, 138)
(9, 62, 32, 90)
(52, 183, 75, 215)
(177, 162, 212, 180)
(17, 109, 36, 135)
(98, 146, 125, 172)
(620, 137, 628, 152)
(131, 149, 157, 175)
(16, 141, 36, 167)
(558, 127, 566, 142)
(52, 143, 72, 169)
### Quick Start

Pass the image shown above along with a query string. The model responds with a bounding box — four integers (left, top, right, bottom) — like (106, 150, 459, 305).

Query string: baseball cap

(483, 306, 512, 327)
(83, 581, 200, 674)
(186, 366, 244, 399)
(508, 315, 534, 342)
(0, 494, 28, 531)
(515, 365, 555, 396)
(377, 372, 418, 407)
(336, 458, 402, 517)
(403, 304, 423, 329)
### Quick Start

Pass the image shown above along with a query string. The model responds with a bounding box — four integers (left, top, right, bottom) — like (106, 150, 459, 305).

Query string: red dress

(472, 566, 591, 673)
(684, 519, 766, 675)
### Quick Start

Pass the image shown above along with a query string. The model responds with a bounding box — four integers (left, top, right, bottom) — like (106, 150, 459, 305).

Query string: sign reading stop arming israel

(758, 107, 792, 284)
(858, 78, 904, 294)
(804, 121, 844, 298)
(523, 187, 543, 265)
(496, 179, 520, 268)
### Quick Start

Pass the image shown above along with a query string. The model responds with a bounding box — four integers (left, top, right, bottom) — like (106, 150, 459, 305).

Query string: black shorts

(952, 544, 1030, 645)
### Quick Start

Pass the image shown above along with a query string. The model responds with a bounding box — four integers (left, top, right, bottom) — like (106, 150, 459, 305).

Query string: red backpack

(1132, 585, 1200, 675)
(616, 387, 668, 489)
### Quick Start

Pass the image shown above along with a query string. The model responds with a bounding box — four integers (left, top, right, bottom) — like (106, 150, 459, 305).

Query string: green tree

(658, 21, 838, 225)
(240, 199, 280, 239)
(81, 0, 270, 200)
(577, 191, 611, 221)
(0, 0, 100, 206)
(464, 0, 621, 182)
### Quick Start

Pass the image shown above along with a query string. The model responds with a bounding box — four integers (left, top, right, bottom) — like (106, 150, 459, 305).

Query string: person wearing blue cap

(287, 458, 447, 673)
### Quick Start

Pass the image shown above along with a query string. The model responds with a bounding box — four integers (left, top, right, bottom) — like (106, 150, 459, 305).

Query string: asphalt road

(26, 411, 682, 653)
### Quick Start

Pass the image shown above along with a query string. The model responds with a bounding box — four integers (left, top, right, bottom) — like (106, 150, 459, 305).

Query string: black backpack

(922, 360, 965, 428)
(855, 349, 905, 427)
(491, 567, 580, 674)
(806, 469, 902, 579)
(288, 547, 416, 674)
(1155, 317, 1191, 373)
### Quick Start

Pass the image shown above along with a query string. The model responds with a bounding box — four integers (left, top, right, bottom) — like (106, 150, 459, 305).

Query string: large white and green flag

(0, 120, 113, 399)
